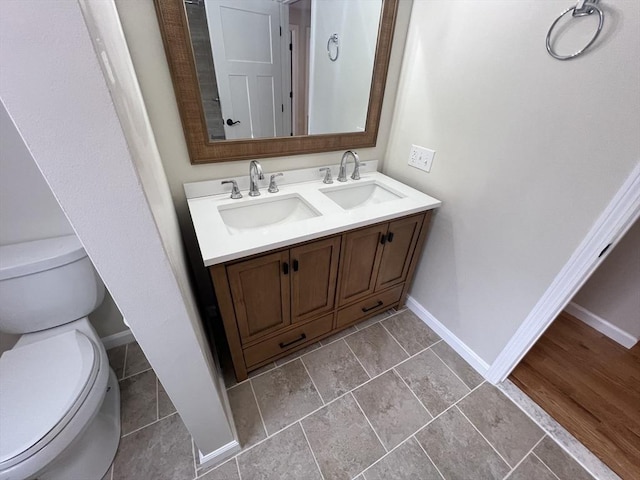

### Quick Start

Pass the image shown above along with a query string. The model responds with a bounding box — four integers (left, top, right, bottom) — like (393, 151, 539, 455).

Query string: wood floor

(510, 312, 640, 480)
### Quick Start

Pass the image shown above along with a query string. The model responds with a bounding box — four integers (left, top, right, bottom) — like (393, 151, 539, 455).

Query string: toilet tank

(0, 235, 105, 334)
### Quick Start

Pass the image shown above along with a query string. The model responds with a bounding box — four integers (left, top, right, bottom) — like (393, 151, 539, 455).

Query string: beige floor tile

(302, 340, 369, 402)
(301, 394, 385, 480)
(345, 323, 408, 377)
(395, 349, 469, 415)
(457, 383, 543, 467)
(123, 342, 151, 377)
(353, 371, 431, 450)
(237, 423, 322, 480)
(431, 341, 484, 389)
(120, 369, 157, 435)
(113, 414, 194, 480)
(382, 310, 440, 354)
(249, 362, 277, 377)
(354, 310, 393, 331)
(319, 326, 357, 346)
(508, 454, 557, 480)
(364, 437, 441, 480)
(251, 360, 322, 435)
(198, 459, 240, 480)
(227, 381, 267, 448)
(274, 343, 321, 366)
(157, 379, 176, 418)
(415, 408, 510, 480)
(534, 436, 595, 480)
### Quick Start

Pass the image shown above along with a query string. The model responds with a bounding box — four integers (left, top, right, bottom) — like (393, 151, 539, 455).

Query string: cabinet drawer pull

(279, 333, 307, 348)
(362, 300, 383, 312)
(387, 232, 394, 242)
(380, 233, 387, 245)
(283, 262, 289, 275)
(293, 259, 299, 272)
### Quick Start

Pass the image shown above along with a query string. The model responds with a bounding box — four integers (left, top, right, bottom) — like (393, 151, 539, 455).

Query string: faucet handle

(351, 161, 365, 180)
(268, 173, 283, 193)
(319, 167, 333, 184)
(221, 179, 242, 199)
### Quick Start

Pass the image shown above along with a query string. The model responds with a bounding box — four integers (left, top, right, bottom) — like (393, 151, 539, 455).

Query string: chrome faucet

(249, 160, 264, 196)
(337, 150, 362, 182)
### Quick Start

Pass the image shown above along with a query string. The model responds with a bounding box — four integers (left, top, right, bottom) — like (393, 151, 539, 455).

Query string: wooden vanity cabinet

(290, 237, 341, 324)
(336, 223, 387, 306)
(227, 251, 291, 344)
(337, 214, 423, 306)
(209, 211, 432, 381)
(226, 237, 340, 344)
(335, 214, 424, 328)
(375, 214, 423, 290)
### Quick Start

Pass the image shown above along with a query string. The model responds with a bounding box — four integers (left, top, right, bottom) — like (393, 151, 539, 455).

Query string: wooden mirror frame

(154, 0, 399, 164)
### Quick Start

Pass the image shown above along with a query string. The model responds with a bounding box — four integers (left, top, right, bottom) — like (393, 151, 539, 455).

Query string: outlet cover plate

(408, 144, 435, 172)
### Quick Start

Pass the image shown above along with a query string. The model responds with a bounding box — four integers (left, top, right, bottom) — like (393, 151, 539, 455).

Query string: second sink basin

(218, 194, 321, 235)
(320, 181, 404, 210)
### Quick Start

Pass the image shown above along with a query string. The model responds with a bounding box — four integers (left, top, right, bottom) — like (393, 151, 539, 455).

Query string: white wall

(308, 0, 382, 134)
(0, 0, 234, 457)
(573, 218, 640, 339)
(0, 102, 127, 344)
(0, 102, 74, 245)
(384, 0, 640, 364)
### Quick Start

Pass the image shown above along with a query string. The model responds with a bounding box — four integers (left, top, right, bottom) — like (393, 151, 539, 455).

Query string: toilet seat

(0, 330, 99, 469)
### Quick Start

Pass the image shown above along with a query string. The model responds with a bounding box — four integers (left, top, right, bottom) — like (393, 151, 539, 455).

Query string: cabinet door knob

(380, 233, 387, 245)
(292, 259, 299, 272)
(283, 262, 289, 275)
(387, 232, 394, 243)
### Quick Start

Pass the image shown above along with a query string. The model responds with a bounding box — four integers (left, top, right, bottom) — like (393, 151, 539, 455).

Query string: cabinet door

(338, 223, 387, 306)
(227, 250, 291, 343)
(290, 237, 341, 323)
(375, 214, 423, 291)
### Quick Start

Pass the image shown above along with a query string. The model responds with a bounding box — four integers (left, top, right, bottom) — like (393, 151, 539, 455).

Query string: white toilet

(0, 235, 120, 480)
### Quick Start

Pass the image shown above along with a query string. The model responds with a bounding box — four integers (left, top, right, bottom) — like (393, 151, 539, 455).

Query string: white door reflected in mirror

(188, 0, 383, 141)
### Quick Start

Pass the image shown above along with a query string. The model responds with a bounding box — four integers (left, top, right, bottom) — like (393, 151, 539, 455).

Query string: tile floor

(103, 309, 596, 480)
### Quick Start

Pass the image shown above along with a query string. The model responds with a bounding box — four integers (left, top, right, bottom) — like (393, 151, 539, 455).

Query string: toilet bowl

(0, 235, 121, 480)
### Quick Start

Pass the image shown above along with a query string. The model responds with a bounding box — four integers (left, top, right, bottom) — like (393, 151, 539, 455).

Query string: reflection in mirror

(184, 0, 383, 142)
(154, 0, 397, 163)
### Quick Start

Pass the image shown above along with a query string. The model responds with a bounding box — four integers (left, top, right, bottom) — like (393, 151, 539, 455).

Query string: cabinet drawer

(243, 313, 333, 368)
(336, 285, 403, 329)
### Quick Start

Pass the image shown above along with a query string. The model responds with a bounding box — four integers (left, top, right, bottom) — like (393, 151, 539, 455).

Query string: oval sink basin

(218, 194, 321, 235)
(320, 182, 403, 210)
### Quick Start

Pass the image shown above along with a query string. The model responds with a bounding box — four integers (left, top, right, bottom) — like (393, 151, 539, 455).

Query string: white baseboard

(566, 302, 638, 349)
(405, 296, 490, 378)
(198, 440, 240, 471)
(100, 329, 135, 350)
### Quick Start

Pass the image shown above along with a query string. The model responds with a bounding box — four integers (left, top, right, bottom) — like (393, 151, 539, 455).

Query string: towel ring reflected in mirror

(327, 33, 339, 62)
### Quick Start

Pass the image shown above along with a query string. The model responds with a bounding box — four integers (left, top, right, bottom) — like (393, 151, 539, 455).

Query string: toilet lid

(0, 330, 98, 463)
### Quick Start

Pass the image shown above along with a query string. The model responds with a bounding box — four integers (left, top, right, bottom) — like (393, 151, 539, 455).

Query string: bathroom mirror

(154, 0, 398, 163)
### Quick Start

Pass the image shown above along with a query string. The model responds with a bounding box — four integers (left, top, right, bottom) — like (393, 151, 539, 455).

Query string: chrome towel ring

(327, 33, 339, 62)
(546, 0, 604, 60)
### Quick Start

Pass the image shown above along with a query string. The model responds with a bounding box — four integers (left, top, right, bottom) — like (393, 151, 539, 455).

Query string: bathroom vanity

(186, 163, 441, 380)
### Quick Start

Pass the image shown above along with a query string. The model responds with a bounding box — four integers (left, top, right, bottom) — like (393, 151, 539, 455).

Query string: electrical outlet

(408, 144, 435, 172)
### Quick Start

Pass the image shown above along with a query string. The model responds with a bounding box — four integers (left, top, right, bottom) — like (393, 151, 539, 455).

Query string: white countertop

(186, 168, 441, 266)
